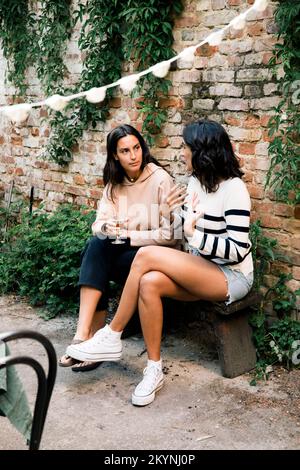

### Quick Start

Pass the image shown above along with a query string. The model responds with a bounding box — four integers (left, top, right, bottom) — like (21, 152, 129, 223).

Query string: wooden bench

(182, 291, 262, 378)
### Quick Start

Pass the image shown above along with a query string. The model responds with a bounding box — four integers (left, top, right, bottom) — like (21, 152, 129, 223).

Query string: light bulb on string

(207, 30, 224, 46)
(179, 46, 197, 62)
(151, 61, 171, 78)
(3, 103, 32, 124)
(119, 74, 140, 93)
(85, 87, 107, 103)
(252, 0, 268, 12)
(230, 13, 247, 30)
(45, 94, 68, 112)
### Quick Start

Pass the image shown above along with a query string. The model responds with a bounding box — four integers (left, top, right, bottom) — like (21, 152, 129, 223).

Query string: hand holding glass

(111, 217, 128, 244)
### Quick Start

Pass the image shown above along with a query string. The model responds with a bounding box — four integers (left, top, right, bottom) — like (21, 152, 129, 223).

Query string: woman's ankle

(73, 330, 91, 341)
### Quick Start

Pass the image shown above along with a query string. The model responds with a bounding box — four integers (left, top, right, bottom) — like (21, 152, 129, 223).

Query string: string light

(151, 61, 171, 78)
(45, 94, 68, 111)
(253, 0, 268, 12)
(85, 86, 107, 103)
(118, 74, 140, 93)
(0, 0, 269, 125)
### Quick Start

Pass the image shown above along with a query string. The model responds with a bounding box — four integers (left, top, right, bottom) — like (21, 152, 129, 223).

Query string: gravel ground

(0, 294, 299, 450)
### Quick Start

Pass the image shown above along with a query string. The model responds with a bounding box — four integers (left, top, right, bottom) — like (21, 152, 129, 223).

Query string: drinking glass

(111, 217, 127, 244)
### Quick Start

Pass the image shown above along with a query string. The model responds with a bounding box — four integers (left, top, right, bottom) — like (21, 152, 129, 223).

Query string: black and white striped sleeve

(188, 181, 251, 264)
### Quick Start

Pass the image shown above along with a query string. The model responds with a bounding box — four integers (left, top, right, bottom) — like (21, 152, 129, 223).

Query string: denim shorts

(217, 266, 254, 305)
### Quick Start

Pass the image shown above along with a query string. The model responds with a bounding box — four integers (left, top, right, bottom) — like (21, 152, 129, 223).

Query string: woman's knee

(132, 246, 158, 270)
(139, 271, 163, 299)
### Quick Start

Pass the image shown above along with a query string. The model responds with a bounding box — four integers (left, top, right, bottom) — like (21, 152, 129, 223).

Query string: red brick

(247, 184, 265, 199)
(96, 178, 104, 187)
(31, 128, 39, 137)
(195, 43, 218, 57)
(224, 116, 240, 127)
(159, 97, 184, 109)
(89, 189, 102, 199)
(243, 115, 260, 129)
(66, 185, 86, 197)
(247, 22, 264, 36)
(239, 143, 256, 155)
(74, 174, 85, 185)
(260, 115, 271, 127)
(260, 214, 285, 230)
(155, 136, 169, 148)
(263, 52, 273, 65)
(273, 203, 294, 218)
(294, 205, 300, 219)
(11, 136, 23, 146)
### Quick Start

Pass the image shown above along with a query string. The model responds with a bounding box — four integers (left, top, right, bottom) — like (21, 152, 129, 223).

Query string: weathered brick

(193, 99, 215, 111)
(227, 127, 262, 141)
(218, 99, 249, 111)
(209, 84, 242, 97)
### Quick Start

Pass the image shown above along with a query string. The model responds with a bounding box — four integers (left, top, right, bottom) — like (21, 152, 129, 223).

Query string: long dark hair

(183, 120, 244, 193)
(103, 124, 163, 200)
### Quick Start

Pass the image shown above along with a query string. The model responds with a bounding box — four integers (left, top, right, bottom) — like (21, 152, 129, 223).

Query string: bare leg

(74, 286, 106, 340)
(110, 246, 227, 332)
(138, 271, 200, 361)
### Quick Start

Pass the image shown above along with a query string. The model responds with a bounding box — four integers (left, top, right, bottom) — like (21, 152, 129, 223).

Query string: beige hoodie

(92, 163, 177, 247)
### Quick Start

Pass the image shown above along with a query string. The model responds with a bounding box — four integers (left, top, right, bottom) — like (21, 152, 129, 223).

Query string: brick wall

(0, 0, 299, 314)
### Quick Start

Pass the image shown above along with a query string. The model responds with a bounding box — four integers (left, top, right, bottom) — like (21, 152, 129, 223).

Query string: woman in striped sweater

(67, 120, 254, 405)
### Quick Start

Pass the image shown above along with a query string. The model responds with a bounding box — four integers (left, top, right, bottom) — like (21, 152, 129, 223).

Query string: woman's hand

(93, 218, 128, 237)
(166, 184, 188, 212)
(184, 193, 203, 238)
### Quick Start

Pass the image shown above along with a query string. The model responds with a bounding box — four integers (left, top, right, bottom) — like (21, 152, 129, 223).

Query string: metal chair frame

(0, 330, 57, 450)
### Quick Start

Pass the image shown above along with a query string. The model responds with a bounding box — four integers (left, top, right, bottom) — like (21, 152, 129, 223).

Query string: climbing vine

(0, 0, 35, 96)
(266, 0, 300, 205)
(35, 0, 73, 95)
(44, 0, 124, 165)
(121, 0, 184, 144)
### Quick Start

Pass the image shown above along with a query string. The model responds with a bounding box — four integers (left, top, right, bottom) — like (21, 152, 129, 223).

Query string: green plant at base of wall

(249, 220, 300, 383)
(266, 0, 300, 205)
(0, 204, 95, 318)
(0, 0, 35, 96)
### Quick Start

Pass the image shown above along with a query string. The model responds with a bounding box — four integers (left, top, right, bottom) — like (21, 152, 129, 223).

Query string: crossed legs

(110, 245, 228, 360)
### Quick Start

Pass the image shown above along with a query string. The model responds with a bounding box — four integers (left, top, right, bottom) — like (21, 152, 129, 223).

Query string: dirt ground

(0, 294, 299, 450)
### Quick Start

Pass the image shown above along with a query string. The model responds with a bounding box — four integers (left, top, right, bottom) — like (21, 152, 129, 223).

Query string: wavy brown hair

(183, 120, 244, 193)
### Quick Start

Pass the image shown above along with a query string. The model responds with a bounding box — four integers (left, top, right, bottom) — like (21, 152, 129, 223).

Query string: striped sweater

(182, 176, 253, 276)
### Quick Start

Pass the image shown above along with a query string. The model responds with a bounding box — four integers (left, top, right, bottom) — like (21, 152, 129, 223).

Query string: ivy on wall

(0, 0, 183, 165)
(35, 0, 73, 95)
(266, 0, 300, 205)
(0, 0, 35, 96)
(121, 0, 184, 144)
(45, 0, 124, 164)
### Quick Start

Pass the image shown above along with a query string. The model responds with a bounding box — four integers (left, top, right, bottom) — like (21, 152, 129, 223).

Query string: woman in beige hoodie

(59, 124, 176, 371)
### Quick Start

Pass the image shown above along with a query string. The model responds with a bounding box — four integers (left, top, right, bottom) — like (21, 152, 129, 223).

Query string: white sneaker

(66, 325, 122, 362)
(132, 365, 164, 406)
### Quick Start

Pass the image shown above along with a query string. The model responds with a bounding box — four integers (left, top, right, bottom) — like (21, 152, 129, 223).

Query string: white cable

(0, 1, 268, 123)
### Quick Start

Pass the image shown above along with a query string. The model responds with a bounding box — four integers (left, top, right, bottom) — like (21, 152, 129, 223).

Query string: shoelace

(139, 366, 162, 392)
(92, 328, 118, 345)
